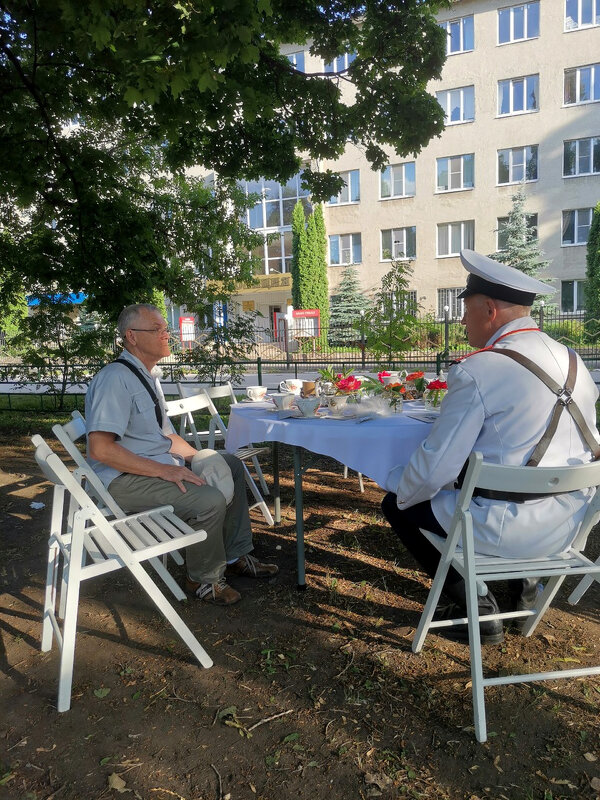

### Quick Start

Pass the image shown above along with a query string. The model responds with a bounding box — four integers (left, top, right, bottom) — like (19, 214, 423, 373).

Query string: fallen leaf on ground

(108, 773, 130, 793)
(364, 772, 392, 790)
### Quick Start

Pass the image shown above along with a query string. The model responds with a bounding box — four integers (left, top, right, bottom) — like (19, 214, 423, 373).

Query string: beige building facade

(226, 0, 600, 325)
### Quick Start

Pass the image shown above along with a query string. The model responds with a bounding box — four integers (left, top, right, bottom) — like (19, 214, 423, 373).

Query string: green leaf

(99, 756, 112, 766)
(283, 732, 299, 743)
(94, 687, 111, 699)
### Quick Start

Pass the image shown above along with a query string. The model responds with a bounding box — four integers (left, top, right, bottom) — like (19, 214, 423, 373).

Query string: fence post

(360, 310, 366, 369)
(539, 300, 545, 331)
(283, 320, 290, 369)
(257, 356, 262, 386)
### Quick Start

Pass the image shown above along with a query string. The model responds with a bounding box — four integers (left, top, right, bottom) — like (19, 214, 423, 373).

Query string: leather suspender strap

(114, 358, 163, 429)
(492, 348, 600, 463)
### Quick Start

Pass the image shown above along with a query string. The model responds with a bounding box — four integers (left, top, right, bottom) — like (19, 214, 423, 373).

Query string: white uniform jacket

(387, 317, 599, 557)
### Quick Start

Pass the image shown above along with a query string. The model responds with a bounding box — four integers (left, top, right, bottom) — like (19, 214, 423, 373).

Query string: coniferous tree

(291, 200, 310, 310)
(584, 202, 600, 329)
(329, 264, 369, 340)
(489, 185, 550, 278)
(305, 207, 330, 334)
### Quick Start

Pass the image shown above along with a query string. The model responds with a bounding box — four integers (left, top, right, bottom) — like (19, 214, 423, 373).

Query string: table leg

(272, 441, 281, 524)
(292, 445, 306, 591)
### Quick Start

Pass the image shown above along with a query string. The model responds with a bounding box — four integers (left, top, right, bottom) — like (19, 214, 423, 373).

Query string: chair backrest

(203, 383, 238, 405)
(52, 412, 124, 518)
(460, 452, 600, 549)
(164, 393, 213, 417)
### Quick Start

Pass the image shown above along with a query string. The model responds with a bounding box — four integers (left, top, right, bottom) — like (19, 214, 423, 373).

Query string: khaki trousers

(109, 453, 253, 585)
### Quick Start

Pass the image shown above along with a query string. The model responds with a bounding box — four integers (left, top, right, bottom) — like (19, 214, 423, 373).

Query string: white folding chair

(412, 451, 600, 743)
(32, 434, 213, 713)
(52, 411, 187, 602)
(176, 382, 225, 449)
(165, 395, 274, 526)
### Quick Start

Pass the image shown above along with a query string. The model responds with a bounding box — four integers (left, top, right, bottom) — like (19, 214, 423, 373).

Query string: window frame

(324, 52, 356, 73)
(565, 0, 600, 31)
(561, 208, 593, 246)
(328, 232, 362, 266)
(327, 170, 361, 206)
(436, 85, 475, 125)
(436, 153, 475, 193)
(286, 51, 305, 72)
(563, 136, 600, 176)
(564, 63, 600, 105)
(497, 144, 539, 185)
(380, 227, 417, 261)
(441, 15, 475, 55)
(498, 2, 540, 45)
(496, 213, 538, 251)
(436, 220, 475, 258)
(498, 74, 539, 116)
(437, 288, 466, 320)
(379, 162, 416, 200)
(561, 279, 587, 312)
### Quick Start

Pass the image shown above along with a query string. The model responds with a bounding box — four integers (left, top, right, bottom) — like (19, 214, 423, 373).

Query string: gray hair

(117, 304, 161, 338)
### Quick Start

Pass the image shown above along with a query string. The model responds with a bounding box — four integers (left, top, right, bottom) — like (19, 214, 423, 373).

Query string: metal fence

(1, 309, 598, 410)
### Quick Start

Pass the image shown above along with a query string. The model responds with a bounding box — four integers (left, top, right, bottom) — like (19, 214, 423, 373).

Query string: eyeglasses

(129, 326, 172, 336)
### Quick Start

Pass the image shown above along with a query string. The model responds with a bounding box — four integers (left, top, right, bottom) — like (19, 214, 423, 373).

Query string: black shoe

(507, 578, 539, 632)
(433, 593, 504, 646)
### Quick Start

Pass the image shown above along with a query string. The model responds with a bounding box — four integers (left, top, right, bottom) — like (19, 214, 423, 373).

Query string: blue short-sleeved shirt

(85, 350, 182, 488)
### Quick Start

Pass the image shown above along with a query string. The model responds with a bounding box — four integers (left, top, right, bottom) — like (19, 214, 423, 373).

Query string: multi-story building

(217, 0, 600, 327)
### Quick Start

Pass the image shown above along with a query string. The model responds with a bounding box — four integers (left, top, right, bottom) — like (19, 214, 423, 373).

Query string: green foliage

(329, 264, 369, 342)
(291, 203, 330, 346)
(363, 259, 419, 360)
(584, 202, 600, 333)
(543, 319, 587, 347)
(488, 185, 553, 308)
(9, 298, 114, 410)
(0, 1, 447, 318)
(177, 307, 260, 386)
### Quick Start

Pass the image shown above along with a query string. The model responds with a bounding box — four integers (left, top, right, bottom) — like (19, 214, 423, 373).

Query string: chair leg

(243, 464, 274, 526)
(251, 455, 270, 496)
(56, 532, 85, 713)
(520, 574, 566, 637)
(358, 472, 364, 493)
(568, 567, 599, 606)
(125, 558, 213, 669)
(42, 538, 60, 652)
(148, 556, 186, 602)
(463, 526, 488, 743)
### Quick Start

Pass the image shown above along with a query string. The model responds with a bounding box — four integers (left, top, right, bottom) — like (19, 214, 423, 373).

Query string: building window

(324, 52, 356, 73)
(497, 145, 538, 184)
(244, 174, 310, 274)
(437, 288, 465, 320)
(564, 136, 600, 176)
(328, 170, 360, 205)
(380, 162, 416, 199)
(565, 0, 600, 30)
(436, 85, 475, 125)
(437, 220, 475, 257)
(562, 208, 593, 245)
(329, 233, 362, 265)
(498, 74, 539, 115)
(496, 213, 538, 251)
(381, 227, 417, 261)
(441, 16, 474, 55)
(436, 154, 475, 192)
(564, 64, 600, 104)
(561, 280, 586, 312)
(498, 2, 540, 44)
(287, 51, 305, 72)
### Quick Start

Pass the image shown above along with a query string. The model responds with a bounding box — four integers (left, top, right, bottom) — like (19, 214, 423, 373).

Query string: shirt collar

(485, 315, 537, 348)
(119, 349, 155, 381)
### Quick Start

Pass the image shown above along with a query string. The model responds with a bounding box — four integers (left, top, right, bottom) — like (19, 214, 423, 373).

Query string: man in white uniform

(383, 250, 599, 644)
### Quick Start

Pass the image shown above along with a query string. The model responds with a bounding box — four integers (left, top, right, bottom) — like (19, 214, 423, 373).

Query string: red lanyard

(458, 327, 539, 361)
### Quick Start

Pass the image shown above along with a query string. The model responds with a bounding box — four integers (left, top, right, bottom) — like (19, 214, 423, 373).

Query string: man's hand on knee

(156, 464, 206, 493)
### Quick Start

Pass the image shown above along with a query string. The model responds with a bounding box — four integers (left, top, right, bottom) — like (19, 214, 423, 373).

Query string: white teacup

(246, 385, 267, 401)
(295, 396, 321, 417)
(382, 374, 401, 386)
(279, 379, 303, 395)
(327, 395, 349, 413)
(271, 392, 295, 410)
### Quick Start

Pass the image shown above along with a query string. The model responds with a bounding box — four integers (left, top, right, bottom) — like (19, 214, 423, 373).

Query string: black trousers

(381, 492, 463, 588)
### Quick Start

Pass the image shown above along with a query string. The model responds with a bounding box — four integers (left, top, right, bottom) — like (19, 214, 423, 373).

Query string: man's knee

(222, 453, 244, 481)
(172, 482, 227, 525)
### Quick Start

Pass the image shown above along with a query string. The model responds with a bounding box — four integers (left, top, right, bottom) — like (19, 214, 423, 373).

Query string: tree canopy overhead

(0, 0, 448, 315)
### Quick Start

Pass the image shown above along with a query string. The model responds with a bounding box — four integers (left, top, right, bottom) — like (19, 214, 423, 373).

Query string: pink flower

(427, 379, 447, 391)
(377, 371, 391, 384)
(335, 375, 362, 393)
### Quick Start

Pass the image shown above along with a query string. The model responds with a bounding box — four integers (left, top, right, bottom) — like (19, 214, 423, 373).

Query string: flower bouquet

(404, 371, 426, 400)
(423, 378, 448, 409)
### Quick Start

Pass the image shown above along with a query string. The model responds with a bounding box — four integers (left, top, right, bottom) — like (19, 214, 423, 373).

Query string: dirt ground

(1, 431, 600, 800)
